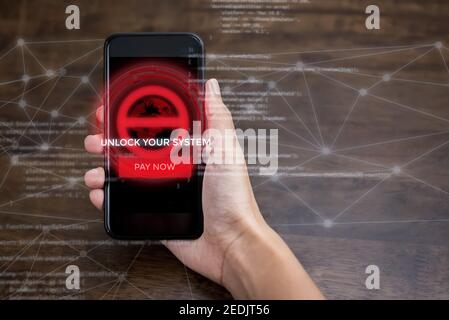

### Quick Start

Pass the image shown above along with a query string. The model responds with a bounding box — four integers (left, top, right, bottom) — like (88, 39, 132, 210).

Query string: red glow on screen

(105, 61, 202, 180)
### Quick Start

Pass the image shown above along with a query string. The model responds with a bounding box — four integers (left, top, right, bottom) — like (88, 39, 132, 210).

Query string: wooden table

(0, 0, 448, 299)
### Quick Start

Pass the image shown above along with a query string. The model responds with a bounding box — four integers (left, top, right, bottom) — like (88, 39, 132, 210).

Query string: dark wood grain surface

(0, 0, 448, 299)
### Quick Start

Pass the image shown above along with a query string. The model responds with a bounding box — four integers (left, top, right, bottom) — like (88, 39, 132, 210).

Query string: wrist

(221, 220, 276, 298)
(221, 219, 324, 300)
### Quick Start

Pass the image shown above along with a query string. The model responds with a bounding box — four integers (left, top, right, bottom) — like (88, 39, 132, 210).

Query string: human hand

(84, 79, 323, 299)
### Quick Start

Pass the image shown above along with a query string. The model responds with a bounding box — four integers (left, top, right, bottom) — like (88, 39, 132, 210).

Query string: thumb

(204, 79, 246, 166)
(205, 79, 235, 132)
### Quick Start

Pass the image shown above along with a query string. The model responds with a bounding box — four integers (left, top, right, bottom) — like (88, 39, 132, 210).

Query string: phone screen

(104, 34, 204, 239)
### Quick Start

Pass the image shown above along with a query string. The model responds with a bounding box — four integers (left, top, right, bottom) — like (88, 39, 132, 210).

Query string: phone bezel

(103, 33, 205, 240)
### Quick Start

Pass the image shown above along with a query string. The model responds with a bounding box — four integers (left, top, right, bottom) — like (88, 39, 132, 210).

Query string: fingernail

(208, 79, 221, 97)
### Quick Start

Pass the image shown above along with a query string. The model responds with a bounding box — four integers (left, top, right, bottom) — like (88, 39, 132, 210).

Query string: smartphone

(103, 33, 204, 239)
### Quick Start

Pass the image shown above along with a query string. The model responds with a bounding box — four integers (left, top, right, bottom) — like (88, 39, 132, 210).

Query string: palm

(85, 79, 263, 288)
(165, 159, 258, 285)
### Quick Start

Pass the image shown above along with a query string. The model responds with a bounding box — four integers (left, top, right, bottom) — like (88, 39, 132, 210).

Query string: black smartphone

(103, 33, 204, 239)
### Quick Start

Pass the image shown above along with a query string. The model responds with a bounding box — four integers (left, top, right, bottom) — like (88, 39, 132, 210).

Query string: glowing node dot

(270, 174, 279, 182)
(382, 74, 391, 82)
(50, 110, 59, 118)
(79, 250, 87, 258)
(46, 69, 55, 77)
(17, 38, 25, 46)
(78, 116, 86, 125)
(268, 81, 276, 89)
(359, 88, 368, 96)
(67, 177, 77, 186)
(435, 41, 443, 49)
(22, 74, 30, 83)
(118, 273, 127, 281)
(40, 143, 50, 151)
(296, 61, 304, 71)
(18, 99, 26, 108)
(248, 76, 256, 83)
(323, 219, 333, 228)
(392, 165, 401, 175)
(81, 75, 89, 84)
(321, 146, 331, 155)
(10, 155, 19, 165)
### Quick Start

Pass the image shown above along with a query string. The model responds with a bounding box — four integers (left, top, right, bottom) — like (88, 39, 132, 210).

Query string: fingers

(85, 168, 104, 211)
(86, 105, 104, 153)
(89, 189, 104, 211)
(205, 79, 235, 132)
(84, 134, 103, 153)
(85, 106, 104, 211)
(84, 167, 105, 189)
(204, 79, 245, 166)
(85, 105, 103, 153)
